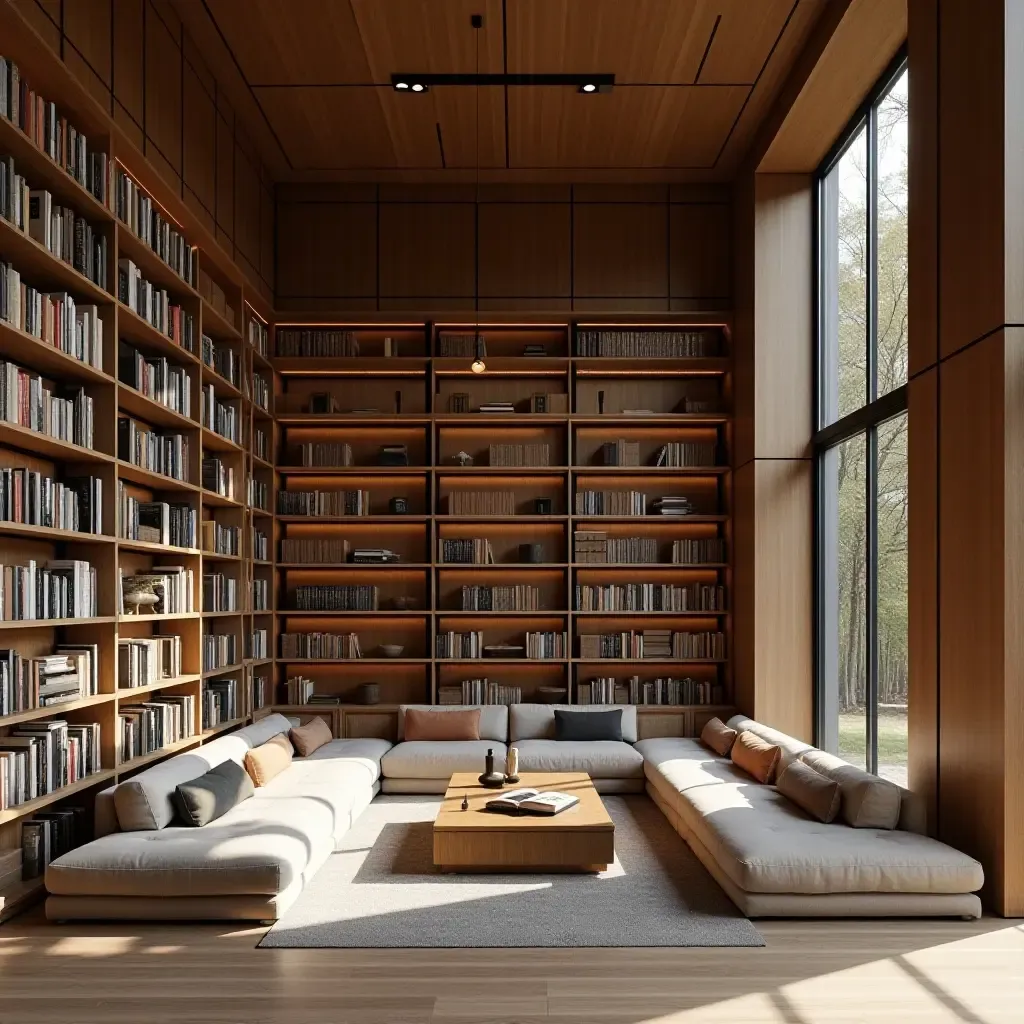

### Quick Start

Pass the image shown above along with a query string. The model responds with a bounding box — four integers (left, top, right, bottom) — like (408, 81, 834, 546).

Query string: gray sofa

(44, 706, 984, 922)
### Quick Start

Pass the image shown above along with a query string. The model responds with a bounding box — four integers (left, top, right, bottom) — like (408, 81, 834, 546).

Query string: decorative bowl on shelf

(379, 644, 405, 658)
(538, 686, 568, 704)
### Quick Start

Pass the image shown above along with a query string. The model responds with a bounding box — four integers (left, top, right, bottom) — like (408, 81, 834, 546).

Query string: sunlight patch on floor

(45, 935, 137, 957)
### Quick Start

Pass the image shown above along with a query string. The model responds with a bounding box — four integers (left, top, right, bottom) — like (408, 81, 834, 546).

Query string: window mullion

(866, 425, 880, 774)
(867, 102, 878, 406)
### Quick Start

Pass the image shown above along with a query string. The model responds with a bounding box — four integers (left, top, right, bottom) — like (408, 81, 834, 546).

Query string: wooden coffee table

(433, 772, 614, 873)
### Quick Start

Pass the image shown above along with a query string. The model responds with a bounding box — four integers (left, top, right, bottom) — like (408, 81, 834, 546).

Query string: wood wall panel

(379, 204, 475, 298)
(234, 149, 262, 269)
(10, 0, 59, 52)
(277, 203, 377, 299)
(260, 184, 275, 291)
(478, 203, 571, 298)
(183, 65, 217, 218)
(144, 6, 183, 175)
(216, 110, 235, 246)
(670, 204, 731, 301)
(113, 0, 145, 142)
(64, 0, 112, 84)
(573, 204, 668, 298)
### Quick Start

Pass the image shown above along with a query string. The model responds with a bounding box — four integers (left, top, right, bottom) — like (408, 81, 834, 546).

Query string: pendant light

(470, 13, 485, 374)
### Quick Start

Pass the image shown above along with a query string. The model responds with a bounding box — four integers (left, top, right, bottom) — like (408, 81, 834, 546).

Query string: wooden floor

(0, 910, 1020, 1023)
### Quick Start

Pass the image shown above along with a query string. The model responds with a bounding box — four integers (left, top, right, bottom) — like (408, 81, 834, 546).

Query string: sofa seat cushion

(639, 738, 984, 896)
(46, 795, 335, 898)
(515, 739, 643, 778)
(381, 740, 505, 780)
(299, 738, 392, 785)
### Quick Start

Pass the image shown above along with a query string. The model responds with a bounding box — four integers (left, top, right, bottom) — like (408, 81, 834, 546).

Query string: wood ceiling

(179, 0, 826, 182)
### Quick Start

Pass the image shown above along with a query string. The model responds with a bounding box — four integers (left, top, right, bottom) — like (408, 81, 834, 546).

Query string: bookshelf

(268, 317, 734, 734)
(0, 38, 276, 920)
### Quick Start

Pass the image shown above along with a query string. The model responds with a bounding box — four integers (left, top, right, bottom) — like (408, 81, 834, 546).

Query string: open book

(485, 788, 580, 816)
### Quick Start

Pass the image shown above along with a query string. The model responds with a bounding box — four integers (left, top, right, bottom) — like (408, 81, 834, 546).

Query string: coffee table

(433, 771, 614, 873)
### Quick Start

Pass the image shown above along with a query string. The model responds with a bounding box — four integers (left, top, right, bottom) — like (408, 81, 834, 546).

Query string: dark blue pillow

(554, 709, 623, 741)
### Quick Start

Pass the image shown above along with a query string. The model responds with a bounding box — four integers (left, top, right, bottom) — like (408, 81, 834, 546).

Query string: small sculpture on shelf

(122, 576, 160, 615)
(454, 451, 474, 467)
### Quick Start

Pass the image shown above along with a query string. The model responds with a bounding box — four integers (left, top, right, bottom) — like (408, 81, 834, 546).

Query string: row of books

(201, 519, 240, 556)
(201, 335, 239, 386)
(252, 579, 269, 611)
(27, 188, 108, 288)
(113, 168, 196, 286)
(248, 629, 268, 660)
(202, 633, 238, 672)
(279, 538, 351, 564)
(438, 538, 495, 564)
(118, 487, 195, 548)
(251, 372, 270, 411)
(578, 676, 720, 706)
(574, 532, 657, 563)
(0, 646, 97, 717)
(0, 154, 28, 227)
(203, 573, 238, 613)
(0, 57, 109, 203)
(447, 491, 516, 516)
(0, 272, 105, 378)
(297, 441, 352, 467)
(118, 635, 182, 688)
(248, 477, 269, 511)
(0, 468, 101, 534)
(573, 583, 725, 612)
(439, 680, 522, 706)
(488, 443, 551, 467)
(435, 630, 484, 659)
(577, 630, 726, 660)
(655, 442, 717, 467)
(248, 319, 269, 358)
(203, 678, 239, 728)
(120, 694, 196, 762)
(119, 566, 194, 615)
(525, 631, 568, 659)
(278, 489, 370, 517)
(280, 626, 360, 659)
(276, 328, 359, 357)
(119, 341, 191, 415)
(22, 806, 87, 880)
(460, 585, 541, 611)
(286, 675, 314, 704)
(118, 417, 190, 482)
(293, 584, 378, 611)
(253, 426, 269, 462)
(201, 385, 238, 442)
(117, 259, 195, 353)
(0, 719, 102, 810)
(575, 329, 718, 358)
(673, 538, 726, 563)
(252, 674, 270, 711)
(0, 357, 93, 447)
(0, 559, 96, 621)
(201, 456, 233, 499)
(574, 490, 645, 516)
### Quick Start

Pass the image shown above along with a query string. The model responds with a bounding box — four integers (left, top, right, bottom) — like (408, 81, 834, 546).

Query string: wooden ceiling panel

(509, 86, 748, 168)
(254, 87, 505, 170)
(697, 0, 806, 84)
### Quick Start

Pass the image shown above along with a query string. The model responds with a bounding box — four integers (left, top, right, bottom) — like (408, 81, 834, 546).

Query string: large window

(816, 57, 908, 784)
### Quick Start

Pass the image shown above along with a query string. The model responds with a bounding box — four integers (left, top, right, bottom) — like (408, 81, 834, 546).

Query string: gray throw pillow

(172, 759, 254, 827)
(554, 709, 623, 741)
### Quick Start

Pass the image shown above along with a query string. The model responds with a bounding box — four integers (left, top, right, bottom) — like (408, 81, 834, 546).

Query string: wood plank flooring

(0, 911, 1021, 1023)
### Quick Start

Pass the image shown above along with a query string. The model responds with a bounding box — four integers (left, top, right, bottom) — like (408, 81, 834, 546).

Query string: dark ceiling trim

(390, 72, 614, 88)
(247, 81, 755, 89)
(695, 15, 722, 83)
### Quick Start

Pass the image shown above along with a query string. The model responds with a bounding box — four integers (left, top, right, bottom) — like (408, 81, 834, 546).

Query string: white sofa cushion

(381, 740, 506, 780)
(515, 739, 644, 778)
(509, 703, 638, 743)
(638, 737, 984, 896)
(300, 737, 391, 784)
(113, 714, 293, 832)
(398, 705, 507, 742)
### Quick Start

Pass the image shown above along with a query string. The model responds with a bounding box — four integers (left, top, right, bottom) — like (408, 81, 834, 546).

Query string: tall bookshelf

(268, 317, 735, 742)
(0, 36, 275, 919)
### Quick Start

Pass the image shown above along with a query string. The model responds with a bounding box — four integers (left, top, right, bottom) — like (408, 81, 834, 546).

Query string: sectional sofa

(44, 705, 984, 922)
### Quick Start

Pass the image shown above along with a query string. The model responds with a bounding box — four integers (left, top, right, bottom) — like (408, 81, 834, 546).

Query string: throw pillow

(554, 709, 623, 742)
(243, 732, 294, 787)
(172, 759, 254, 827)
(404, 707, 481, 741)
(290, 716, 332, 756)
(776, 760, 841, 823)
(700, 716, 738, 756)
(730, 730, 782, 783)
(800, 749, 901, 829)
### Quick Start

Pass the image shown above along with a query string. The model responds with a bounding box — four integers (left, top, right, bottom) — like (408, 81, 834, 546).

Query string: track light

(393, 80, 428, 93)
(395, 81, 409, 90)
(411, 83, 427, 93)
(580, 83, 597, 93)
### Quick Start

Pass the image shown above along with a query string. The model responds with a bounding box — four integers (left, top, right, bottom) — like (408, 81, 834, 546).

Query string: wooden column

(908, 0, 1024, 916)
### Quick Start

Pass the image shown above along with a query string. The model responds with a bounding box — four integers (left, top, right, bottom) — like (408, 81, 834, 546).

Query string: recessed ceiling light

(580, 83, 597, 93)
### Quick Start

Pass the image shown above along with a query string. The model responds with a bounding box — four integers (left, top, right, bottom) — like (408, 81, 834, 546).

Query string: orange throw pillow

(700, 717, 738, 756)
(405, 708, 481, 741)
(244, 732, 294, 787)
(290, 716, 332, 757)
(730, 730, 782, 783)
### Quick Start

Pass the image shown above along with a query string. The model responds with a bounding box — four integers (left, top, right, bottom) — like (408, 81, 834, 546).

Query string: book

(485, 789, 580, 815)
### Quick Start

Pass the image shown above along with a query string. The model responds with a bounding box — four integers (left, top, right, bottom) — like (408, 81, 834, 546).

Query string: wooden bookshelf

(268, 317, 734, 724)
(0, 22, 277, 919)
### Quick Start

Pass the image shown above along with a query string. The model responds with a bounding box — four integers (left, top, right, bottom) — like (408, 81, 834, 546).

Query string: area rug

(259, 795, 764, 948)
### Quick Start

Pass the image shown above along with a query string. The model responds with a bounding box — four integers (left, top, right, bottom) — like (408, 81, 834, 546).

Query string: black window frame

(813, 49, 908, 774)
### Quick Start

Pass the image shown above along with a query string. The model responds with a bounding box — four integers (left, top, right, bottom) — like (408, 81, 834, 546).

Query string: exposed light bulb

(471, 358, 486, 373)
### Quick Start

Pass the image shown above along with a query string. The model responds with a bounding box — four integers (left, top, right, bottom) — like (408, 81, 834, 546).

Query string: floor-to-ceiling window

(816, 55, 908, 784)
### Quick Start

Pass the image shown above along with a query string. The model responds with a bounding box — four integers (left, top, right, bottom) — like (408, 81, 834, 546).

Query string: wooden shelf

(200, 363, 243, 399)
(202, 664, 245, 678)
(0, 768, 116, 826)
(201, 716, 247, 738)
(274, 356, 429, 375)
(116, 228, 199, 301)
(201, 299, 242, 340)
(117, 538, 201, 556)
(201, 429, 243, 454)
(117, 385, 197, 431)
(0, 420, 113, 465)
(0, 692, 114, 728)
(118, 734, 203, 773)
(117, 460, 196, 492)
(115, 675, 201, 698)
(200, 488, 242, 508)
(0, 320, 114, 386)
(0, 521, 114, 544)
(117, 303, 200, 365)
(0, 616, 116, 630)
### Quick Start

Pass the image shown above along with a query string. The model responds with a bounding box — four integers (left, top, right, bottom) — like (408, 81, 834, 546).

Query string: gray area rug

(260, 795, 764, 948)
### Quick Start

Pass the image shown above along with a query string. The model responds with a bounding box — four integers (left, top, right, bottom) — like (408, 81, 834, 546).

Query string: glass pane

(876, 412, 908, 784)
(876, 70, 909, 397)
(820, 126, 868, 426)
(821, 433, 868, 770)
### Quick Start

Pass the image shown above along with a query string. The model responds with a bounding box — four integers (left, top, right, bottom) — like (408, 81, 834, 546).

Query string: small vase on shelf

(478, 747, 506, 788)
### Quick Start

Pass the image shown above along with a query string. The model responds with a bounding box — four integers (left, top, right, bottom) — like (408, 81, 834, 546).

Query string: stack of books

(120, 694, 196, 761)
(286, 675, 315, 704)
(0, 559, 97, 620)
(202, 335, 239, 386)
(118, 488, 195, 547)
(349, 548, 400, 564)
(575, 329, 718, 358)
(203, 678, 239, 727)
(378, 444, 408, 466)
(0, 646, 97, 715)
(202, 456, 234, 498)
(651, 496, 693, 517)
(202, 573, 238, 613)
(478, 401, 515, 414)
(574, 582, 725, 612)
(201, 520, 240, 555)
(119, 342, 191, 414)
(0, 360, 93, 447)
(672, 538, 726, 563)
(439, 679, 522, 705)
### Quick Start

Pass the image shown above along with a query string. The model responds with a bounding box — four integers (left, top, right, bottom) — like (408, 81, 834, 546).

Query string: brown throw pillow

(730, 730, 782, 783)
(700, 717, 738, 756)
(404, 708, 481, 741)
(243, 732, 294, 787)
(800, 749, 902, 829)
(290, 717, 332, 757)
(776, 760, 841, 823)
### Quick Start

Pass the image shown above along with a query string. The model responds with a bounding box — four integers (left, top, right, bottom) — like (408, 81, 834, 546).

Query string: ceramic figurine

(478, 747, 505, 788)
(455, 450, 474, 466)
(505, 746, 520, 784)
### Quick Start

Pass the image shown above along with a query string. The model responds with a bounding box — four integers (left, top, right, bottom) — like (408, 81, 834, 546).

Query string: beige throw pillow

(290, 716, 332, 757)
(700, 716, 738, 756)
(730, 730, 782, 783)
(244, 732, 294, 787)
(800, 749, 901, 829)
(776, 760, 841, 823)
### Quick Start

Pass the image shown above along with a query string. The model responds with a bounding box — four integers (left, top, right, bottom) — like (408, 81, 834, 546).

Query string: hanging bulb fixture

(470, 13, 485, 374)
(471, 334, 486, 373)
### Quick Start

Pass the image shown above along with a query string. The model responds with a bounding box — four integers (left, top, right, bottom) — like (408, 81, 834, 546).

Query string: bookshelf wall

(0, 34, 277, 919)
(268, 318, 735, 739)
